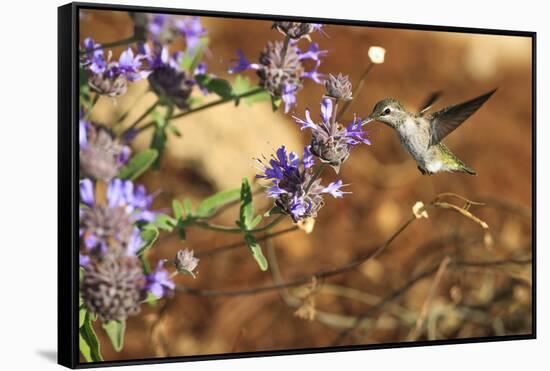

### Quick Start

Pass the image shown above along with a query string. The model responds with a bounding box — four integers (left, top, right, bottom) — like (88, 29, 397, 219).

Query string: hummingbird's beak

(361, 116, 374, 127)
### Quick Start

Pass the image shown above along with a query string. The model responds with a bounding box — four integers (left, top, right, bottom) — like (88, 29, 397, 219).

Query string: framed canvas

(58, 2, 536, 368)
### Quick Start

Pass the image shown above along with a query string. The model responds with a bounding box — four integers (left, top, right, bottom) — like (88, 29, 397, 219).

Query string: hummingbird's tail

(460, 165, 477, 176)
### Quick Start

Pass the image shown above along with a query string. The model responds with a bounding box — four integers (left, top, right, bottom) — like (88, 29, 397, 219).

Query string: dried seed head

(310, 134, 351, 170)
(368, 46, 386, 64)
(175, 249, 199, 277)
(80, 204, 135, 257)
(257, 41, 304, 98)
(325, 73, 353, 101)
(148, 65, 194, 109)
(88, 73, 128, 97)
(81, 256, 146, 322)
(79, 125, 129, 182)
(273, 22, 319, 40)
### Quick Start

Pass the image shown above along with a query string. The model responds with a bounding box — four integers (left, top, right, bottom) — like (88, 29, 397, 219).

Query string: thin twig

(337, 62, 374, 122)
(407, 256, 451, 341)
(79, 35, 141, 55)
(331, 257, 531, 345)
(136, 88, 265, 134)
(195, 225, 299, 258)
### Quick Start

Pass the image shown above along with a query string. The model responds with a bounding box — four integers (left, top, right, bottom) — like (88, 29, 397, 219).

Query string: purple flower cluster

(293, 97, 371, 172)
(79, 177, 176, 301)
(81, 38, 150, 97)
(79, 178, 155, 257)
(145, 261, 176, 298)
(256, 146, 347, 222)
(79, 112, 131, 181)
(139, 43, 208, 109)
(131, 13, 207, 53)
(229, 40, 327, 113)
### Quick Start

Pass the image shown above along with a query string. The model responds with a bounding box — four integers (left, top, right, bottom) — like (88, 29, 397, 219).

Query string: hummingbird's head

(367, 98, 407, 129)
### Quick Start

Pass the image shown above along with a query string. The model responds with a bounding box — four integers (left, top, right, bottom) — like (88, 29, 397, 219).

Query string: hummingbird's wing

(429, 89, 496, 146)
(419, 91, 443, 116)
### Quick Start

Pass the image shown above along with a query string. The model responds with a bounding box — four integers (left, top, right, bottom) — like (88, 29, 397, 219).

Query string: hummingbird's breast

(396, 117, 438, 169)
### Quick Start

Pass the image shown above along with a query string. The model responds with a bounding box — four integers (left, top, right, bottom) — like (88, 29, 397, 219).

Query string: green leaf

(140, 254, 152, 274)
(183, 198, 194, 216)
(150, 109, 169, 170)
(245, 91, 271, 106)
(137, 225, 159, 255)
(79, 313, 103, 362)
(180, 36, 209, 72)
(145, 291, 159, 306)
(118, 149, 159, 180)
(102, 320, 126, 352)
(153, 213, 177, 232)
(249, 214, 262, 229)
(232, 74, 250, 95)
(172, 200, 183, 219)
(239, 177, 254, 229)
(244, 233, 268, 271)
(176, 218, 187, 240)
(196, 188, 241, 218)
(79, 68, 91, 108)
(271, 96, 282, 112)
(232, 75, 270, 106)
(264, 205, 285, 217)
(169, 125, 182, 137)
(195, 74, 233, 100)
(79, 307, 86, 328)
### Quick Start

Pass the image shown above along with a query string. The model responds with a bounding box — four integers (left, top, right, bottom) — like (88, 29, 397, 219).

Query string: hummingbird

(365, 89, 497, 175)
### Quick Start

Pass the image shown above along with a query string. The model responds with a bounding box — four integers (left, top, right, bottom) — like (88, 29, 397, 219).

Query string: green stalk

(194, 215, 285, 234)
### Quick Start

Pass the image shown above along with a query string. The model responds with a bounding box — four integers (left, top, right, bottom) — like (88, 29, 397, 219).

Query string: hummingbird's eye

(383, 108, 391, 115)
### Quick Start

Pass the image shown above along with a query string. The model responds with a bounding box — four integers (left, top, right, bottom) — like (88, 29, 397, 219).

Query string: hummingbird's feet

(417, 166, 434, 176)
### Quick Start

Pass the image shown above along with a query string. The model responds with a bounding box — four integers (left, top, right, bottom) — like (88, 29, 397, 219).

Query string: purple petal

(303, 146, 314, 169)
(126, 228, 143, 256)
(79, 253, 90, 267)
(322, 180, 348, 198)
(320, 97, 333, 123)
(228, 50, 259, 73)
(298, 43, 328, 62)
(292, 108, 317, 130)
(79, 179, 95, 206)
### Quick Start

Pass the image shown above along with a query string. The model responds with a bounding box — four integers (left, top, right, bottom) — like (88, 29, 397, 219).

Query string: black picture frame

(58, 2, 537, 368)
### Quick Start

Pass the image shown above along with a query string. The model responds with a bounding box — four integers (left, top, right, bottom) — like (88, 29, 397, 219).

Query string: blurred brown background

(80, 9, 533, 361)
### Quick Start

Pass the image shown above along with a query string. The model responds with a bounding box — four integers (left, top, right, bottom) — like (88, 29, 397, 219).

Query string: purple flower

(138, 14, 208, 49)
(79, 178, 156, 257)
(273, 22, 324, 40)
(175, 16, 207, 54)
(142, 44, 204, 109)
(106, 178, 157, 222)
(293, 97, 370, 172)
(229, 41, 327, 112)
(145, 261, 175, 298)
(79, 121, 131, 181)
(80, 253, 90, 267)
(256, 145, 347, 222)
(80, 37, 150, 97)
(79, 110, 90, 147)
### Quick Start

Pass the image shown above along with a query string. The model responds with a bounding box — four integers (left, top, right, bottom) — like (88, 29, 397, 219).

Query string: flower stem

(85, 94, 100, 119)
(279, 35, 291, 64)
(79, 35, 141, 55)
(120, 99, 160, 139)
(337, 62, 374, 122)
(135, 87, 265, 134)
(194, 214, 285, 234)
(113, 89, 150, 127)
(304, 163, 327, 195)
